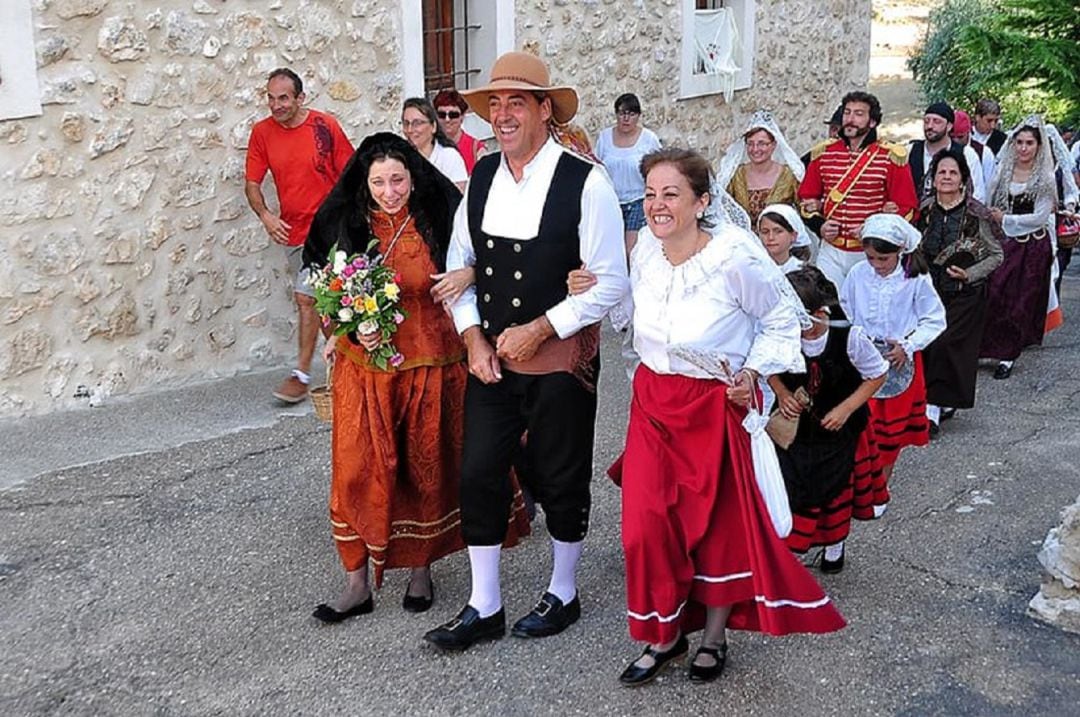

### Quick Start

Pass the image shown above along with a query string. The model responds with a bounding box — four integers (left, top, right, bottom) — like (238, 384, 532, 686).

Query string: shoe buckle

(534, 598, 553, 617)
(444, 618, 463, 632)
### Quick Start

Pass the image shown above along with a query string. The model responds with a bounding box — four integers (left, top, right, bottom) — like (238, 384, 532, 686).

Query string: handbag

(1057, 211, 1080, 250)
(743, 402, 793, 539)
(765, 387, 810, 450)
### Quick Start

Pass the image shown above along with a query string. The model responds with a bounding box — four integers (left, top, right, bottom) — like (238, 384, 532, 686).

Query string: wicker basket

(311, 364, 333, 423)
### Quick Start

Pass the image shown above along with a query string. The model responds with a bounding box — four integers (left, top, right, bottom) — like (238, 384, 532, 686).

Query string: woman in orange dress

(303, 132, 529, 623)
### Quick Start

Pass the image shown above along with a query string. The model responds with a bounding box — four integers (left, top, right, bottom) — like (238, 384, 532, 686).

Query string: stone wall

(0, 0, 404, 416)
(517, 0, 871, 160)
(0, 0, 870, 417)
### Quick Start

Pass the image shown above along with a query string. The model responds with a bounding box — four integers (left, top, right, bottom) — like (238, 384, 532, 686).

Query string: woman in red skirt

(840, 214, 947, 516)
(610, 149, 846, 686)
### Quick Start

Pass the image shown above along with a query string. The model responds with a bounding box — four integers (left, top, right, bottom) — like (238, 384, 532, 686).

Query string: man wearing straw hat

(424, 51, 628, 651)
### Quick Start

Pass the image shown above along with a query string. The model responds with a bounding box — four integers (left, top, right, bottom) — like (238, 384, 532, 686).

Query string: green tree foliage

(908, 0, 1080, 126)
(961, 0, 1080, 125)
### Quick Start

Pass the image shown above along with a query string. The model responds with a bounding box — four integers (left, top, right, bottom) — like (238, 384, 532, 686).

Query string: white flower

(332, 250, 348, 274)
(356, 320, 377, 335)
(338, 307, 354, 322)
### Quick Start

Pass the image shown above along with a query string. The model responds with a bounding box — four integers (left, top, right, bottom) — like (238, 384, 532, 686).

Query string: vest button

(482, 320, 489, 329)
(486, 239, 494, 249)
(514, 271, 523, 280)
(483, 293, 491, 302)
(513, 243, 522, 253)
(511, 297, 521, 307)
(484, 267, 493, 276)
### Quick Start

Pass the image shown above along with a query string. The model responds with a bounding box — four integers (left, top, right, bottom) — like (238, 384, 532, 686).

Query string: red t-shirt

(245, 109, 355, 246)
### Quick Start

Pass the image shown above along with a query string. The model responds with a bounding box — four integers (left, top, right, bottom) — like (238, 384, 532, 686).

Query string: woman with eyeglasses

(717, 110, 805, 226)
(433, 89, 481, 175)
(402, 97, 468, 192)
(595, 93, 662, 255)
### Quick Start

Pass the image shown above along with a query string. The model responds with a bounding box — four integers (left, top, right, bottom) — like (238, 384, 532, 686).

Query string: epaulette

(809, 139, 833, 162)
(881, 141, 909, 166)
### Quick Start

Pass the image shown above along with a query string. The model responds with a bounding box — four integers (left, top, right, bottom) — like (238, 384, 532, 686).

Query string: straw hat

(461, 52, 579, 124)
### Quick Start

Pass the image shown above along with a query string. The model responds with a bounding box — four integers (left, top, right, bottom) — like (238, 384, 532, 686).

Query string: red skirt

(868, 352, 929, 467)
(785, 419, 886, 552)
(614, 365, 846, 644)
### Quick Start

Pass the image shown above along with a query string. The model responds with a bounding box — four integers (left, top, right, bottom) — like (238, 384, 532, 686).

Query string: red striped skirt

(868, 352, 929, 467)
(785, 421, 886, 552)
(614, 365, 846, 644)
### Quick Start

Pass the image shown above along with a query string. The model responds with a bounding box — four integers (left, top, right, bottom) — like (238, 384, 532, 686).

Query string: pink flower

(342, 265, 355, 278)
(353, 257, 368, 269)
(340, 295, 353, 307)
(392, 311, 405, 325)
(389, 353, 405, 368)
(321, 317, 331, 328)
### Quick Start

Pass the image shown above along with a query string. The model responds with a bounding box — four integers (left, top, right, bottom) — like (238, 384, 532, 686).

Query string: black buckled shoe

(618, 634, 688, 686)
(511, 592, 581, 638)
(312, 593, 373, 624)
(821, 545, 845, 574)
(941, 408, 957, 422)
(423, 605, 505, 651)
(993, 362, 1013, 380)
(688, 643, 728, 683)
(402, 578, 434, 614)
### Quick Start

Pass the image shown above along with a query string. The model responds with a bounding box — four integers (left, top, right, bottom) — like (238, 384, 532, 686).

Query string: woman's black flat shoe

(402, 578, 434, 613)
(618, 634, 688, 686)
(993, 363, 1013, 380)
(312, 593, 373, 623)
(689, 643, 728, 682)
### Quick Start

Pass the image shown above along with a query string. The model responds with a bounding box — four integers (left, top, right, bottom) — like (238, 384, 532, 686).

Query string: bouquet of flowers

(308, 241, 407, 370)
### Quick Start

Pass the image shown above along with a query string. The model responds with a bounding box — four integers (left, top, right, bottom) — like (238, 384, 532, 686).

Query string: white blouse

(428, 142, 468, 185)
(629, 223, 804, 380)
(777, 255, 804, 274)
(1001, 181, 1054, 238)
(595, 127, 662, 203)
(840, 261, 946, 359)
(801, 325, 890, 380)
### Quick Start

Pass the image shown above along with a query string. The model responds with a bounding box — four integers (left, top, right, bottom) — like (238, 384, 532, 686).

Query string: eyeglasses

(616, 110, 640, 117)
(746, 140, 775, 149)
(401, 119, 431, 130)
(437, 110, 462, 120)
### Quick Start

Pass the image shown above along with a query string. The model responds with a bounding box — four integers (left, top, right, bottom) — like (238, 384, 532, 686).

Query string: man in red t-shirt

(245, 68, 354, 403)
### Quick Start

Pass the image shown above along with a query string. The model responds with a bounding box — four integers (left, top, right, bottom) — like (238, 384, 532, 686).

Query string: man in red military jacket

(799, 91, 918, 288)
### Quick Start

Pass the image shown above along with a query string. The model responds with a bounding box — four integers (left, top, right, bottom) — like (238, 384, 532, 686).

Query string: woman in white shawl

(980, 115, 1060, 379)
(756, 203, 816, 274)
(717, 110, 806, 226)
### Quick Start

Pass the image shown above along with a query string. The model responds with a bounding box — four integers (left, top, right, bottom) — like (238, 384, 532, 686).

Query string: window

(679, 0, 755, 101)
(0, 0, 43, 120)
(401, 1, 515, 99)
(422, 1, 481, 93)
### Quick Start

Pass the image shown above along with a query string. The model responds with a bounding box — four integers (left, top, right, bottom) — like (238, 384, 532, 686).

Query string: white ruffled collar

(634, 225, 742, 298)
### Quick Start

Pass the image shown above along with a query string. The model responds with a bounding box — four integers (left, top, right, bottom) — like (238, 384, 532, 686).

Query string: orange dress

(329, 208, 529, 585)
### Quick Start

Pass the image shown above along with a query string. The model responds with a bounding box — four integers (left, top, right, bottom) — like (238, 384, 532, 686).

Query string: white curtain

(693, 8, 740, 102)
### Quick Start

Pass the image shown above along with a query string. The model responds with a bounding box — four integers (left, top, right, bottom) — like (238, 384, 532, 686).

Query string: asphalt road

(2, 275, 1080, 716)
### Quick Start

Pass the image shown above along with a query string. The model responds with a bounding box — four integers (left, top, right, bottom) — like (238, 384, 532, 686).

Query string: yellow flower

(363, 295, 379, 313)
(383, 282, 400, 300)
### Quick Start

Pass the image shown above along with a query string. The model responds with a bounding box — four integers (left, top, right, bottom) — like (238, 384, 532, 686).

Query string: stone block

(61, 113, 85, 143)
(145, 214, 173, 250)
(37, 35, 71, 67)
(163, 10, 209, 56)
(71, 271, 101, 304)
(0, 327, 52, 378)
(43, 356, 78, 399)
(214, 196, 245, 222)
(113, 168, 157, 209)
(55, 0, 108, 19)
(126, 71, 158, 106)
(242, 308, 268, 327)
(103, 229, 141, 265)
(222, 225, 268, 257)
(1029, 495, 1080, 635)
(16, 229, 84, 276)
(169, 169, 216, 208)
(208, 323, 237, 350)
(328, 80, 361, 102)
(89, 116, 136, 159)
(97, 16, 150, 63)
(227, 12, 277, 50)
(21, 150, 62, 180)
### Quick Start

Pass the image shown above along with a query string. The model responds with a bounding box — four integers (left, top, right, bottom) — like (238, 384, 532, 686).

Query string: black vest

(467, 151, 592, 337)
(910, 139, 969, 200)
(778, 327, 869, 442)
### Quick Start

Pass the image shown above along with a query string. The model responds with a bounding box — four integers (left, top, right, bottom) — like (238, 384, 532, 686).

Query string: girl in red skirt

(840, 214, 946, 516)
(610, 149, 845, 687)
(770, 267, 888, 573)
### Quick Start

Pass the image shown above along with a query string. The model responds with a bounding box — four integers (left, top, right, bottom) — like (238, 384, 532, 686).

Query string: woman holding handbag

(604, 148, 845, 687)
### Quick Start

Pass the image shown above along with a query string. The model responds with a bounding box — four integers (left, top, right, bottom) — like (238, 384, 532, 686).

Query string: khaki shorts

(285, 245, 315, 297)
